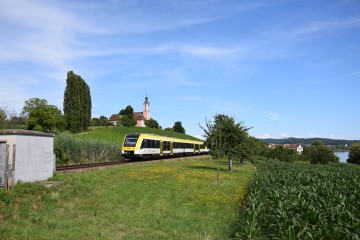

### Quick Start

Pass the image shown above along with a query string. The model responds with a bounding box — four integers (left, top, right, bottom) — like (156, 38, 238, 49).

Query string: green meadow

(0, 157, 255, 239)
(75, 126, 201, 144)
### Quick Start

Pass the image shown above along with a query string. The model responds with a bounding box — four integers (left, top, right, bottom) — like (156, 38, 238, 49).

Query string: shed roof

(0, 129, 54, 137)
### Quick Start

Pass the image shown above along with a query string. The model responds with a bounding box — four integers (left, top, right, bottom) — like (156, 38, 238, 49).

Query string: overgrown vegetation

(236, 161, 360, 239)
(54, 134, 120, 166)
(0, 157, 255, 239)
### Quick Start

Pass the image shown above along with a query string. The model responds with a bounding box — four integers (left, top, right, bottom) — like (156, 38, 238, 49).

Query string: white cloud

(265, 111, 280, 120)
(279, 133, 291, 138)
(258, 133, 271, 139)
(182, 46, 240, 59)
(348, 71, 360, 76)
(282, 16, 360, 40)
(308, 133, 319, 138)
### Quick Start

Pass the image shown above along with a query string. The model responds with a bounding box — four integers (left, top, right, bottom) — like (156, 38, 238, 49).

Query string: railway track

(56, 161, 129, 172)
(56, 154, 208, 172)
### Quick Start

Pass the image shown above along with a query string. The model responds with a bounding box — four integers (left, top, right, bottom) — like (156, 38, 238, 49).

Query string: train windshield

(124, 133, 140, 147)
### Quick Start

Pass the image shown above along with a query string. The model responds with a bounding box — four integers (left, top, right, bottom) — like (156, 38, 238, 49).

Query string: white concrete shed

(0, 129, 54, 188)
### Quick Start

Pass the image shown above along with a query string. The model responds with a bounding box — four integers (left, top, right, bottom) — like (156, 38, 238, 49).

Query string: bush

(54, 134, 121, 166)
(302, 141, 339, 164)
(348, 142, 360, 164)
(118, 115, 136, 127)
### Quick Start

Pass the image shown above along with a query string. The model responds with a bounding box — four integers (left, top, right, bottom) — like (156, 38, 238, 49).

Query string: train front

(121, 133, 141, 159)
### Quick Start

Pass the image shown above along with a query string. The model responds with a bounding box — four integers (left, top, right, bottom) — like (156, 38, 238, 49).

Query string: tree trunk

(229, 158, 233, 171)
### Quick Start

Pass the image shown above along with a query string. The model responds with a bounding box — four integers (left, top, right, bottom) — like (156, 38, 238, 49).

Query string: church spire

(143, 94, 150, 120)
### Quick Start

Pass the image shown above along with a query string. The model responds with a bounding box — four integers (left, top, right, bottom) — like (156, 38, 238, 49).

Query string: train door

(170, 142, 173, 155)
(160, 141, 163, 156)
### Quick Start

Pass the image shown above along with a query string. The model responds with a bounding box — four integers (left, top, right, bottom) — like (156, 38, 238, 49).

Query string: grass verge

(0, 157, 255, 239)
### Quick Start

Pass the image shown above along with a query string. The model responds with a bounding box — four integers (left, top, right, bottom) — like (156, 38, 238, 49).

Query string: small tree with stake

(200, 114, 251, 172)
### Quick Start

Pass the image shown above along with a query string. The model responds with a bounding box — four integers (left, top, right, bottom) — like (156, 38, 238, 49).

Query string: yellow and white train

(121, 133, 209, 159)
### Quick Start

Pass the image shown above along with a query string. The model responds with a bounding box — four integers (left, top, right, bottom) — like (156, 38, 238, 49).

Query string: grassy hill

(74, 126, 203, 144)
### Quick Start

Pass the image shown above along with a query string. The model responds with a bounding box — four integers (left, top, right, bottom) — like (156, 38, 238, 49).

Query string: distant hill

(74, 126, 202, 144)
(258, 137, 359, 146)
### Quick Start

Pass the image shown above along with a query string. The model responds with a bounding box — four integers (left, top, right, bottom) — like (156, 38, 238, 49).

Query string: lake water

(335, 152, 348, 163)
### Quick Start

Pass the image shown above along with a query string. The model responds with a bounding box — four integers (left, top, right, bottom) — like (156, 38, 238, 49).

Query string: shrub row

(236, 161, 360, 239)
(54, 134, 121, 166)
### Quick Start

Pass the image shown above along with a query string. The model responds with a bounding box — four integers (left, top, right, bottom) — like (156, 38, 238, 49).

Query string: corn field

(236, 161, 360, 240)
(54, 134, 121, 166)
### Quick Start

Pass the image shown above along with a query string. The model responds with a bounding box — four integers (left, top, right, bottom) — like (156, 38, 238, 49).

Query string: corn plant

(236, 161, 360, 239)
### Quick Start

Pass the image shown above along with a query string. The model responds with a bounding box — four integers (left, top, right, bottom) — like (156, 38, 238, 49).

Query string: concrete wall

(0, 130, 54, 184)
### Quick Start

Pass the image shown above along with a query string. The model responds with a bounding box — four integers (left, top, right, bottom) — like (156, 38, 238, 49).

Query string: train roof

(125, 133, 204, 144)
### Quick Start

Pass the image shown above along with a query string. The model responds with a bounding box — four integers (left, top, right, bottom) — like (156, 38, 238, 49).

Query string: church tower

(143, 94, 150, 120)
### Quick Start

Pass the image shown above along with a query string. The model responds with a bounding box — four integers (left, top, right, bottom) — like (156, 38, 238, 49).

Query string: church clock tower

(143, 94, 150, 120)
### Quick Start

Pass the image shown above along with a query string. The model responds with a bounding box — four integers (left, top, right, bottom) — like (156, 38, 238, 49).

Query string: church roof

(133, 112, 146, 121)
(109, 114, 119, 121)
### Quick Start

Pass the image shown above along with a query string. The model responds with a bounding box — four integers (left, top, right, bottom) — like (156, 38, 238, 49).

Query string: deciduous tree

(200, 114, 251, 171)
(145, 118, 159, 129)
(118, 115, 136, 127)
(267, 145, 298, 162)
(119, 105, 134, 119)
(22, 98, 48, 117)
(173, 121, 185, 134)
(347, 142, 360, 164)
(302, 141, 339, 164)
(26, 103, 65, 133)
(0, 107, 7, 129)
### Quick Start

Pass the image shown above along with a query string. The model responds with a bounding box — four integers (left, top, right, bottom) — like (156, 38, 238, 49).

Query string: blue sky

(0, 0, 359, 140)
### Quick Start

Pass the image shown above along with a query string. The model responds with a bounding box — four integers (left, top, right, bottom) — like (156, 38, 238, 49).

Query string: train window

(141, 139, 158, 148)
(125, 136, 139, 147)
(164, 141, 170, 151)
(124, 133, 140, 147)
(141, 139, 147, 149)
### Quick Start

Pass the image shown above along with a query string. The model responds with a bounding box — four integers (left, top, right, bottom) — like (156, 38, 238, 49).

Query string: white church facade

(109, 95, 150, 127)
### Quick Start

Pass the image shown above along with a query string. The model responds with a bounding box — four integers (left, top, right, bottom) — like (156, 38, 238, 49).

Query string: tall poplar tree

(63, 71, 92, 132)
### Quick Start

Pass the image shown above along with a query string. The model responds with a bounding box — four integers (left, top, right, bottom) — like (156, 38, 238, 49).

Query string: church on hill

(109, 95, 150, 127)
